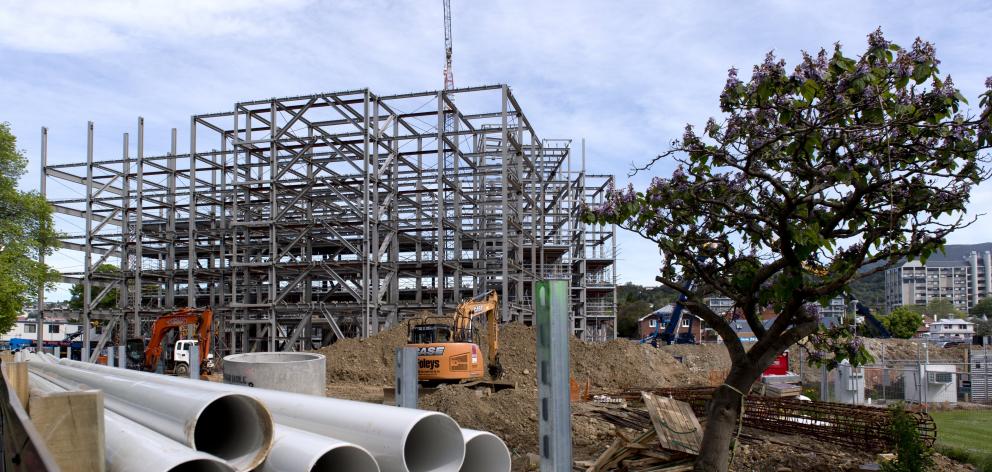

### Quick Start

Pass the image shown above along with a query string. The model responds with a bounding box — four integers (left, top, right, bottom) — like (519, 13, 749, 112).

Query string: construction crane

(442, 0, 454, 90)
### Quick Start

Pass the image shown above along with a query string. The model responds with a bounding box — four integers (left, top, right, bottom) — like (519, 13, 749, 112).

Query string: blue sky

(2, 0, 990, 297)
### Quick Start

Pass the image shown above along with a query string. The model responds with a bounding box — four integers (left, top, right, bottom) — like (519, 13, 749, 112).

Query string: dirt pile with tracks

(318, 321, 717, 390)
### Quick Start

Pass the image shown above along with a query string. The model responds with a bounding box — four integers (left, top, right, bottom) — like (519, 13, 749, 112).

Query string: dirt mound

(863, 338, 968, 363)
(418, 384, 614, 458)
(318, 321, 706, 390)
(319, 320, 412, 385)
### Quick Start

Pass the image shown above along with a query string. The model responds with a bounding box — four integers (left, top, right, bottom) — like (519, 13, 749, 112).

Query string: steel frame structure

(40, 85, 617, 358)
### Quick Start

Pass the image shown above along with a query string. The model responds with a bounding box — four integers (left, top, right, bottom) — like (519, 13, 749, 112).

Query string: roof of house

(932, 318, 974, 326)
(638, 304, 698, 323)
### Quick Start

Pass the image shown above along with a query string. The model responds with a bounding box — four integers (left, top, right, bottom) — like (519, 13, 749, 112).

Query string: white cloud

(0, 0, 313, 53)
(1, 0, 989, 288)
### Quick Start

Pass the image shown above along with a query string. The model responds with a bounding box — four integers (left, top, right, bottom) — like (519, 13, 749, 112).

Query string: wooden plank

(642, 392, 702, 456)
(6, 362, 29, 410)
(29, 390, 106, 472)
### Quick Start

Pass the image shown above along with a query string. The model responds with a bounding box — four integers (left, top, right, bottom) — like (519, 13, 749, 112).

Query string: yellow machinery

(407, 290, 502, 382)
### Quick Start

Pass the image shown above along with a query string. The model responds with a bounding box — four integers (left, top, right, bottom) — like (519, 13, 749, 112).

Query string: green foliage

(881, 306, 926, 338)
(970, 297, 992, 317)
(0, 122, 60, 333)
(881, 403, 934, 472)
(973, 318, 992, 337)
(849, 270, 886, 312)
(924, 299, 964, 318)
(68, 263, 120, 310)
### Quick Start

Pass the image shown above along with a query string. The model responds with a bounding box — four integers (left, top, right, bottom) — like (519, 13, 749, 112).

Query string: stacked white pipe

(24, 353, 511, 472)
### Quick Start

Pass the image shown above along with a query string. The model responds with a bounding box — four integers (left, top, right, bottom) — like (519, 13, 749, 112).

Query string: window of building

(25, 324, 37, 333)
(648, 319, 657, 328)
(682, 318, 691, 328)
(48, 324, 60, 333)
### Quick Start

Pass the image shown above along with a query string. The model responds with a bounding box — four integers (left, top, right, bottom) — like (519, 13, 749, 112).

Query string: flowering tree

(585, 30, 990, 472)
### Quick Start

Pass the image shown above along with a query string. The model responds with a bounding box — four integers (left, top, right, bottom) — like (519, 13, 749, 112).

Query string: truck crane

(640, 279, 697, 346)
(407, 290, 502, 382)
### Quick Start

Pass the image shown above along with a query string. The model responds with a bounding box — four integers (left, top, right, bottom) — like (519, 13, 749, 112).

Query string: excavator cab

(408, 323, 455, 344)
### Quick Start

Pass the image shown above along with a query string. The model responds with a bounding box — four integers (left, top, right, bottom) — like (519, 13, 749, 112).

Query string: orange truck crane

(407, 290, 502, 382)
(126, 307, 214, 376)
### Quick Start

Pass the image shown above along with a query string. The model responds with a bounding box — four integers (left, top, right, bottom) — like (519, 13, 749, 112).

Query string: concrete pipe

(460, 429, 511, 472)
(223, 352, 326, 396)
(261, 425, 379, 472)
(29, 373, 234, 472)
(29, 362, 273, 472)
(55, 358, 466, 472)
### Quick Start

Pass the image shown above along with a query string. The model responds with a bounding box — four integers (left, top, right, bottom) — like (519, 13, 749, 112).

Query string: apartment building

(885, 250, 992, 313)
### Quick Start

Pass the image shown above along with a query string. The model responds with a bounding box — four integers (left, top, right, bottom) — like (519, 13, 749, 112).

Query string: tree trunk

(692, 361, 766, 472)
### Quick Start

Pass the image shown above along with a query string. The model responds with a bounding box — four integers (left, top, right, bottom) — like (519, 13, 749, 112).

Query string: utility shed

(906, 364, 957, 404)
(833, 360, 865, 405)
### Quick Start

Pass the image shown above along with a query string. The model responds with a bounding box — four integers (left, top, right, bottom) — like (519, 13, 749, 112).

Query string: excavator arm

(455, 291, 502, 378)
(143, 307, 213, 371)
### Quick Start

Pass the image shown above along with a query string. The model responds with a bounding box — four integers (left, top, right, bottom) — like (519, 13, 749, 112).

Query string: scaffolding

(40, 85, 617, 357)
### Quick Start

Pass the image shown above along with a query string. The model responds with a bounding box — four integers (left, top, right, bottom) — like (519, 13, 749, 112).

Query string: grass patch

(931, 409, 992, 472)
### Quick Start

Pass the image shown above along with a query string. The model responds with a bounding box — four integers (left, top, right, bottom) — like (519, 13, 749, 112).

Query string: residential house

(637, 304, 702, 343)
(928, 318, 975, 343)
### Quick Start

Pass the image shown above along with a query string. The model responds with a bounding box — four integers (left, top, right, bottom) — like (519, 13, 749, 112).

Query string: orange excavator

(126, 307, 214, 376)
(407, 290, 502, 382)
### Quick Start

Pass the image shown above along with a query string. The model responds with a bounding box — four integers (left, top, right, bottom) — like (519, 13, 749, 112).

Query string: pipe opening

(311, 446, 379, 472)
(461, 433, 511, 472)
(167, 459, 233, 472)
(194, 394, 273, 470)
(403, 414, 465, 472)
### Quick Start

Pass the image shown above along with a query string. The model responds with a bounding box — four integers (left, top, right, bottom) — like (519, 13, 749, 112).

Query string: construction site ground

(304, 322, 982, 470)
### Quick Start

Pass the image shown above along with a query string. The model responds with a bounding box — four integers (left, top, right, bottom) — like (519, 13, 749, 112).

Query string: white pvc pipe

(54, 357, 466, 472)
(29, 361, 273, 471)
(261, 425, 379, 472)
(29, 373, 234, 472)
(460, 429, 511, 472)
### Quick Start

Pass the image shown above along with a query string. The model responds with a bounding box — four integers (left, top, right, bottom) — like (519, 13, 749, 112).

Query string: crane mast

(443, 0, 453, 89)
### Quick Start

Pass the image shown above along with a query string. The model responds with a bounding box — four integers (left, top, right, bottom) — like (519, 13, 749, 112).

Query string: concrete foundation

(223, 353, 326, 396)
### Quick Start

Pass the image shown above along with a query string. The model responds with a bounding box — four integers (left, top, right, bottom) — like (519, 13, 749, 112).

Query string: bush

(880, 403, 934, 472)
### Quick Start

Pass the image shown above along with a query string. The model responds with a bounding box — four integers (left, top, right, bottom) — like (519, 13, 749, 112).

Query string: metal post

(190, 343, 200, 379)
(820, 365, 828, 402)
(37, 127, 47, 352)
(395, 347, 418, 408)
(118, 345, 126, 369)
(107, 347, 115, 367)
(83, 121, 94, 363)
(54, 346, 61, 359)
(535, 279, 571, 471)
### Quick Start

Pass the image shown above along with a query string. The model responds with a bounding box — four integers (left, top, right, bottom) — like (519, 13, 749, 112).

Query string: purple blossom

(682, 124, 698, 146)
(618, 183, 636, 204)
(809, 351, 825, 363)
(725, 67, 741, 89)
(867, 27, 889, 50)
(909, 37, 938, 65)
(986, 76, 992, 89)
(940, 75, 956, 98)
(847, 337, 864, 355)
(891, 51, 913, 79)
(803, 303, 822, 320)
(855, 62, 870, 77)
